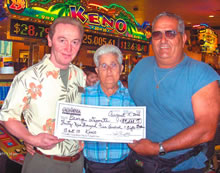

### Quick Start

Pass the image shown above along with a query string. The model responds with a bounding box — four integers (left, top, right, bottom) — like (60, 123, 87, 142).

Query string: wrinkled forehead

(99, 53, 118, 61)
(153, 16, 178, 31)
(54, 23, 81, 36)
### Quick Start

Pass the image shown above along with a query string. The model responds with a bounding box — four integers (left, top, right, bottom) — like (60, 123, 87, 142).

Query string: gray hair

(93, 44, 123, 67)
(152, 12, 185, 34)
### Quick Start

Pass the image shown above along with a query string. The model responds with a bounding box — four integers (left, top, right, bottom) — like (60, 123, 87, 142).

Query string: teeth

(161, 46, 169, 48)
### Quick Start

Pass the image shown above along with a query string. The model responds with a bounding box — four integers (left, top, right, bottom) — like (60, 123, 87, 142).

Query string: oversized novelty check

(54, 102, 146, 143)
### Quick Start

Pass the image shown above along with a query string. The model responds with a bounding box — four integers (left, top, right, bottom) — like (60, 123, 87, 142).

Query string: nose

(107, 65, 113, 72)
(104, 65, 114, 73)
(65, 42, 72, 52)
(160, 33, 168, 42)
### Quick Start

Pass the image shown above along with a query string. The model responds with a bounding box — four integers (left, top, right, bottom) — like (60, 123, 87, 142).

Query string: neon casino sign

(5, 0, 151, 42)
(192, 24, 218, 54)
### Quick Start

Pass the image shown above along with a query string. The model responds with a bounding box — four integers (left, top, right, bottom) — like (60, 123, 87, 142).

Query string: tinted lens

(152, 30, 178, 40)
(152, 31, 162, 40)
(165, 30, 177, 39)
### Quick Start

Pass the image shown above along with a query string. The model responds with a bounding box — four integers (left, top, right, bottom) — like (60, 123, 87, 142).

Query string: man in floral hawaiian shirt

(0, 16, 86, 173)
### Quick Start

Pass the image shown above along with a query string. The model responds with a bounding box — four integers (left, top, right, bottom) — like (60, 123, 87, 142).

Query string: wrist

(158, 142, 166, 155)
(24, 134, 35, 146)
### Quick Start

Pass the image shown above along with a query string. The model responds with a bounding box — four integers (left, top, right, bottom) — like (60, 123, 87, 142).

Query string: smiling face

(47, 23, 82, 69)
(95, 53, 123, 95)
(152, 16, 187, 68)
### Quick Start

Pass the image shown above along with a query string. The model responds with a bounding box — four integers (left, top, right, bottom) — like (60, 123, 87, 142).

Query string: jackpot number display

(10, 19, 49, 39)
(120, 40, 148, 53)
(83, 33, 118, 46)
(11, 19, 118, 46)
(10, 19, 149, 53)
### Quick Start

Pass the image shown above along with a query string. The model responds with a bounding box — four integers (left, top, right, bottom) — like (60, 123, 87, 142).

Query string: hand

(128, 139, 158, 156)
(24, 142, 35, 155)
(30, 133, 64, 150)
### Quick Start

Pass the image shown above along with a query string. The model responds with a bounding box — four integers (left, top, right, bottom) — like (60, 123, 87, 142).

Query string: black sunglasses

(152, 30, 179, 40)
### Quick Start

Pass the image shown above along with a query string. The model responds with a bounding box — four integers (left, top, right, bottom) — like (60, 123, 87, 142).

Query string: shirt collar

(96, 80, 125, 97)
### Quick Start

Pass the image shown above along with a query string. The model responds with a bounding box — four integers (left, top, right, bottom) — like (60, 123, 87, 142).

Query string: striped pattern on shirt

(81, 81, 135, 163)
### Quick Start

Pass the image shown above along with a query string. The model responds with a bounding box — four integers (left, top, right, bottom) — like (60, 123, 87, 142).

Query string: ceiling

(89, 0, 220, 29)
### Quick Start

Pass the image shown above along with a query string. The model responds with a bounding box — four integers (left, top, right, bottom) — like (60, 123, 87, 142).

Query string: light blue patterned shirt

(81, 80, 135, 163)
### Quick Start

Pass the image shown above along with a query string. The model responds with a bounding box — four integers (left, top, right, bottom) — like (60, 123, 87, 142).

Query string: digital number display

(119, 39, 149, 53)
(10, 19, 49, 39)
(83, 33, 118, 47)
(10, 19, 149, 53)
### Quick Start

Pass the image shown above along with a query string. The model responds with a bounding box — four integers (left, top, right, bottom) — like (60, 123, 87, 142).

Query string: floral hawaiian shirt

(0, 54, 86, 156)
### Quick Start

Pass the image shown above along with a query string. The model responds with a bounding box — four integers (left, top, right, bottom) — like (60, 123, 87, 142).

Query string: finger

(46, 134, 60, 140)
(58, 138, 65, 142)
(30, 150, 35, 155)
(133, 140, 138, 143)
(128, 143, 136, 149)
(43, 144, 56, 150)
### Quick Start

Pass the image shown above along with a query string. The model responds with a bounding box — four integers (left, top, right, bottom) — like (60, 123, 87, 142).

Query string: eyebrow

(57, 37, 81, 41)
(57, 36, 66, 40)
(73, 39, 81, 41)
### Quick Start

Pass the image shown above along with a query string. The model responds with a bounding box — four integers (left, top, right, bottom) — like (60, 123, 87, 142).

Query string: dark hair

(49, 16, 84, 39)
(83, 67, 97, 75)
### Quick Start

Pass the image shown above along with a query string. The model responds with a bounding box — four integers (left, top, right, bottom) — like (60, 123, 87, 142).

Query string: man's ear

(47, 35, 52, 47)
(182, 33, 187, 48)
(120, 64, 124, 74)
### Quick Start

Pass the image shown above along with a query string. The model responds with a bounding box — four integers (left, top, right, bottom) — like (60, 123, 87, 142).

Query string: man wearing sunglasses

(127, 12, 220, 172)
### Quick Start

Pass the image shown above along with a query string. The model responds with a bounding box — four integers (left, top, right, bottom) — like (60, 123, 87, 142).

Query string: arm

(129, 81, 220, 155)
(2, 119, 63, 150)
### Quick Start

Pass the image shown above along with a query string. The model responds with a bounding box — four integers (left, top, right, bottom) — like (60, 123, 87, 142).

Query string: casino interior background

(0, 0, 220, 172)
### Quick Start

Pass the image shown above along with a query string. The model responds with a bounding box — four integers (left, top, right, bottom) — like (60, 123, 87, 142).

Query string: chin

(158, 54, 171, 59)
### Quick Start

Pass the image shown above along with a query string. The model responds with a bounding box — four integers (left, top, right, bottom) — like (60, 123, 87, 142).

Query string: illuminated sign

(119, 39, 149, 53)
(83, 33, 118, 47)
(83, 33, 149, 53)
(189, 24, 218, 54)
(10, 19, 49, 39)
(10, 19, 149, 53)
(70, 6, 127, 34)
(5, 0, 151, 42)
(198, 28, 218, 53)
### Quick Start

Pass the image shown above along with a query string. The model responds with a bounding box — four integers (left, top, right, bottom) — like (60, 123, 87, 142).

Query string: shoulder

(82, 83, 98, 96)
(184, 56, 219, 77)
(70, 64, 85, 76)
(118, 82, 130, 95)
(183, 56, 220, 94)
(81, 84, 99, 104)
(130, 56, 154, 73)
(128, 56, 154, 83)
(118, 82, 135, 105)
(135, 56, 154, 67)
(69, 65, 86, 87)
(184, 56, 210, 69)
(15, 61, 43, 80)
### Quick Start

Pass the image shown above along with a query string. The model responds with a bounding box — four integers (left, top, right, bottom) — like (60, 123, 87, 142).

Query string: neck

(156, 54, 185, 69)
(101, 84, 119, 97)
(49, 55, 69, 69)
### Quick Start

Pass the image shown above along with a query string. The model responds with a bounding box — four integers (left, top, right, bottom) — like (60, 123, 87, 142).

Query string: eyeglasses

(99, 62, 119, 71)
(152, 30, 179, 40)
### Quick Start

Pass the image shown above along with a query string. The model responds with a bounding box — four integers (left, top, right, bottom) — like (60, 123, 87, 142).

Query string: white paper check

(54, 102, 146, 143)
